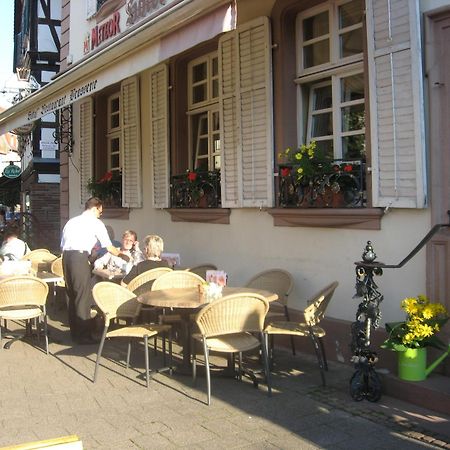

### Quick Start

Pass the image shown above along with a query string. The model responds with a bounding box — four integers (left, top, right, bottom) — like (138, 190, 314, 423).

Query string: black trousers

(62, 250, 96, 340)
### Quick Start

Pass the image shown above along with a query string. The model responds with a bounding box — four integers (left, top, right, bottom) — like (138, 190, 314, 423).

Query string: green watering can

(398, 344, 450, 381)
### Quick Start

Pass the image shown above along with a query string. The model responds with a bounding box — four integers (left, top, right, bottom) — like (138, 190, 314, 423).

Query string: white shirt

(0, 238, 30, 260)
(61, 209, 112, 253)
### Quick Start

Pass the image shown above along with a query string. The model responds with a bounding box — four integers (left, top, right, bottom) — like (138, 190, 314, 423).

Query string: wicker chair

(264, 281, 339, 386)
(92, 282, 172, 387)
(22, 249, 58, 273)
(0, 275, 50, 353)
(126, 267, 173, 296)
(186, 264, 218, 280)
(152, 271, 205, 326)
(245, 269, 295, 354)
(192, 293, 271, 405)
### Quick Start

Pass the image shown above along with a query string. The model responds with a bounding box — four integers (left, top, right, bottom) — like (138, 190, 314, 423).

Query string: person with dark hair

(60, 197, 130, 344)
(0, 225, 30, 260)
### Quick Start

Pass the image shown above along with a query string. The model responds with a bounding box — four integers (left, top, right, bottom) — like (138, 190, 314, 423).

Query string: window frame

(299, 63, 365, 160)
(296, 0, 364, 77)
(106, 91, 122, 177)
(187, 51, 220, 172)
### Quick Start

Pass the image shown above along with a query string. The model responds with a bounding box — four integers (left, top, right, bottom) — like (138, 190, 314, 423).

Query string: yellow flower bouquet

(382, 295, 448, 351)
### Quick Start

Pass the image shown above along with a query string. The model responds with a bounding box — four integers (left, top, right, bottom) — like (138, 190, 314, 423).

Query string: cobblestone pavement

(0, 307, 449, 449)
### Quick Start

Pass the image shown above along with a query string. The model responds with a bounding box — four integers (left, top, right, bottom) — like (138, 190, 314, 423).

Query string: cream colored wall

(237, 0, 275, 23)
(78, 67, 430, 327)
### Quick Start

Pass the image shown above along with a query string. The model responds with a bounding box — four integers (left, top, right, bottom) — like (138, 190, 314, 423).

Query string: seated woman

(93, 229, 144, 275)
(121, 234, 170, 286)
(0, 225, 31, 261)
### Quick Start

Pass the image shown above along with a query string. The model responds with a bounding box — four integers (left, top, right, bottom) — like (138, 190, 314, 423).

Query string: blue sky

(0, 0, 15, 89)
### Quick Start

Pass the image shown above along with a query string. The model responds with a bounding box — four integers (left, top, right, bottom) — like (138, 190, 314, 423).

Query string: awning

(0, 0, 235, 136)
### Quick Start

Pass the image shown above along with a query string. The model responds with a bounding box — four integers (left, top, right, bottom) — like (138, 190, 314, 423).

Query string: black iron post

(349, 241, 383, 402)
(349, 215, 450, 402)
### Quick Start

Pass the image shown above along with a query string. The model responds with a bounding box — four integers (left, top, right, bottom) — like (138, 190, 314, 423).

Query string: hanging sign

(3, 164, 21, 179)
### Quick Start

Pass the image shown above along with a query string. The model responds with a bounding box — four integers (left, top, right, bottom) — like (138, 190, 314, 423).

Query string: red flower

(343, 164, 353, 172)
(187, 172, 197, 182)
(333, 165, 340, 172)
(280, 167, 291, 177)
(99, 171, 113, 183)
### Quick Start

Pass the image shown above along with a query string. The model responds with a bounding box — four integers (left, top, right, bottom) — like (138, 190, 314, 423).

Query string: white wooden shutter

(149, 64, 170, 208)
(121, 76, 142, 208)
(219, 31, 240, 207)
(219, 17, 274, 208)
(366, 0, 426, 208)
(237, 17, 274, 207)
(79, 97, 93, 205)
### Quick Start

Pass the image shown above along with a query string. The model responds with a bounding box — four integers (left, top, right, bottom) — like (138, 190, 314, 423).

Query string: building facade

(0, 0, 449, 406)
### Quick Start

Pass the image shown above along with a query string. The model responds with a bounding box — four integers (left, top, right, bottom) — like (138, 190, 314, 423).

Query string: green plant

(278, 141, 333, 181)
(87, 171, 121, 202)
(382, 295, 449, 351)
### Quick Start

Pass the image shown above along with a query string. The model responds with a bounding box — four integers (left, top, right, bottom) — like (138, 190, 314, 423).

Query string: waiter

(61, 197, 129, 344)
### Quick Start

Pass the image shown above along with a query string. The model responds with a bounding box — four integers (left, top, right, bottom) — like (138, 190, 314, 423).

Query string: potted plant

(278, 142, 365, 207)
(382, 295, 449, 381)
(86, 171, 122, 207)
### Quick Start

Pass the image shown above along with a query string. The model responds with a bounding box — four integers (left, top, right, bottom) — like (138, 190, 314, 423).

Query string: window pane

(342, 104, 365, 132)
(303, 12, 329, 40)
(342, 134, 365, 158)
(213, 134, 221, 153)
(304, 40, 329, 68)
(111, 153, 120, 168)
(212, 79, 219, 99)
(214, 155, 221, 170)
(110, 97, 119, 113)
(110, 138, 120, 152)
(311, 112, 332, 137)
(339, 0, 364, 28)
(313, 84, 332, 110)
(341, 74, 364, 102)
(193, 84, 207, 103)
(110, 114, 119, 129)
(315, 140, 333, 158)
(212, 111, 220, 131)
(197, 138, 208, 156)
(192, 62, 207, 82)
(212, 57, 218, 76)
(195, 158, 208, 171)
(340, 29, 363, 58)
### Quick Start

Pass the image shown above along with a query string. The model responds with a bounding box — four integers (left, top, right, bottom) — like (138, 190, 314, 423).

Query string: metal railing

(277, 159, 366, 208)
(349, 215, 450, 402)
(170, 170, 221, 208)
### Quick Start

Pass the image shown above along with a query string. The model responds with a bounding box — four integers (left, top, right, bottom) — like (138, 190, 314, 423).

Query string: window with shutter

(121, 76, 142, 208)
(149, 64, 169, 209)
(79, 98, 93, 205)
(219, 16, 274, 208)
(366, 0, 426, 208)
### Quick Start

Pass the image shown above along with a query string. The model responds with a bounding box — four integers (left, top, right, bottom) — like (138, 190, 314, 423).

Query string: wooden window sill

(166, 208, 231, 224)
(268, 208, 384, 230)
(102, 207, 130, 220)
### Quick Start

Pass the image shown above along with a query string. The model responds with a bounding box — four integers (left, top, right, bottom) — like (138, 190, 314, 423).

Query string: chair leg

(319, 337, 328, 371)
(168, 329, 173, 374)
(93, 327, 108, 383)
(144, 335, 149, 388)
(203, 339, 211, 405)
(237, 352, 242, 381)
(261, 332, 272, 397)
(310, 332, 326, 386)
(43, 312, 49, 355)
(192, 336, 197, 384)
(126, 340, 132, 369)
(284, 306, 296, 356)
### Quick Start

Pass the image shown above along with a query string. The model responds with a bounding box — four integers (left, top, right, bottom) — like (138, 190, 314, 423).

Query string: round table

(137, 286, 278, 370)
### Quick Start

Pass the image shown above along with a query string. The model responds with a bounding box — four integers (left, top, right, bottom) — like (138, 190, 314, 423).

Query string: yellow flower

(297, 167, 303, 174)
(422, 306, 434, 319)
(295, 153, 303, 160)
